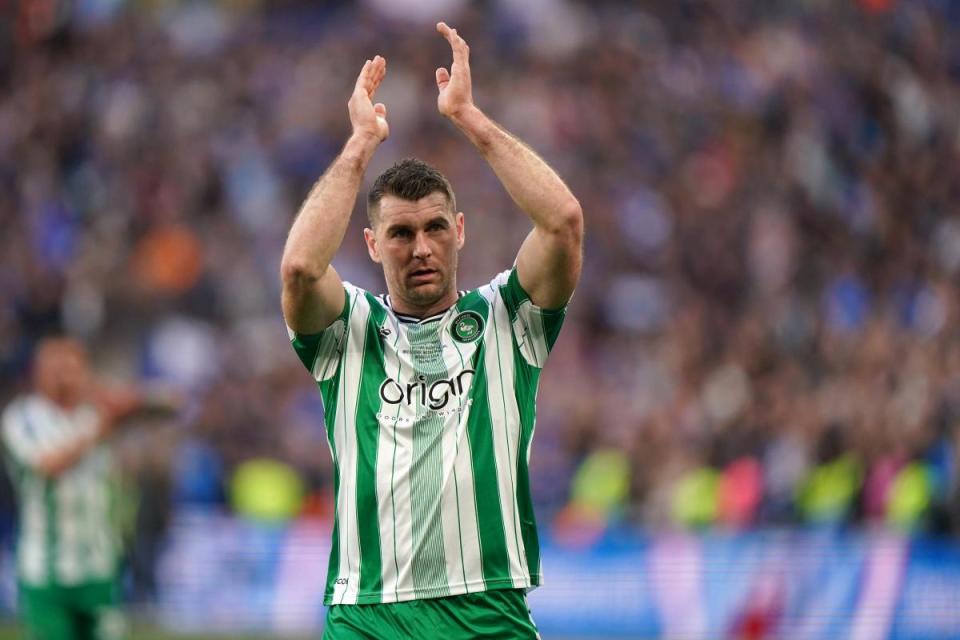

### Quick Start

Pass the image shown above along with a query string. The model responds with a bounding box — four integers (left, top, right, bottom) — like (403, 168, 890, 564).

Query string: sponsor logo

(451, 311, 484, 343)
(379, 369, 475, 411)
(378, 326, 392, 338)
(335, 578, 348, 585)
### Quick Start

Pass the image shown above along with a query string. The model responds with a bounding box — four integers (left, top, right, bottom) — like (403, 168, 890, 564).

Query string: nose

(412, 232, 432, 260)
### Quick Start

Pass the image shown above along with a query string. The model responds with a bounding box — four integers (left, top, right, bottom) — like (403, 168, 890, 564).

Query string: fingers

(435, 67, 450, 88)
(437, 21, 469, 62)
(354, 55, 387, 98)
(374, 103, 387, 118)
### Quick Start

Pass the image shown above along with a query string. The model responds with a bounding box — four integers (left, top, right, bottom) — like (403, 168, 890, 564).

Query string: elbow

(280, 258, 322, 289)
(554, 199, 583, 246)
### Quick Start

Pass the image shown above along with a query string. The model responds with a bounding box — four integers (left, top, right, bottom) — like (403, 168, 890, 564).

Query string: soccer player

(281, 22, 583, 639)
(1, 338, 177, 640)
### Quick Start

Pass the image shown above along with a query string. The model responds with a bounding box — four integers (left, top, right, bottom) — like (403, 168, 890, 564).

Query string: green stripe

(408, 322, 450, 597)
(355, 293, 387, 601)
(489, 295, 525, 573)
(290, 332, 323, 371)
(319, 294, 353, 604)
(44, 479, 55, 583)
(539, 308, 566, 353)
(336, 293, 358, 604)
(466, 342, 510, 586)
(450, 344, 469, 589)
(512, 349, 542, 580)
(321, 370, 342, 602)
(387, 329, 404, 601)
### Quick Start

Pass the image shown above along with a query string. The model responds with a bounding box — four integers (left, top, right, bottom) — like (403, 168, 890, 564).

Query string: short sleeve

(1, 400, 97, 470)
(490, 267, 568, 369)
(2, 401, 42, 468)
(287, 283, 356, 382)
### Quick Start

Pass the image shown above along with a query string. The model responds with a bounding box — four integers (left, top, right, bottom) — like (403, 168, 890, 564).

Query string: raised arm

(7, 386, 181, 479)
(281, 56, 390, 333)
(435, 23, 583, 309)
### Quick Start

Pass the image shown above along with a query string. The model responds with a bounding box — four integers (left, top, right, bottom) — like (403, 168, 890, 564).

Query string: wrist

(449, 105, 494, 146)
(344, 131, 380, 161)
(448, 103, 484, 128)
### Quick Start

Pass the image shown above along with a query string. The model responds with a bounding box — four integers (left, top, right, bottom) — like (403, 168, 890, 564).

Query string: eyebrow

(385, 216, 450, 234)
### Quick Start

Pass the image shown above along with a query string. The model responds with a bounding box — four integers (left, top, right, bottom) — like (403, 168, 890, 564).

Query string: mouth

(408, 268, 439, 283)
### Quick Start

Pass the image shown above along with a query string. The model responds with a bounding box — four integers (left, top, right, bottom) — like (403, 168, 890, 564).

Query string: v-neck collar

(381, 291, 467, 325)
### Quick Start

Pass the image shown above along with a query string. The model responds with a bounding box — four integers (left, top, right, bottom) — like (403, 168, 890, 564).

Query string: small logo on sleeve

(451, 311, 484, 343)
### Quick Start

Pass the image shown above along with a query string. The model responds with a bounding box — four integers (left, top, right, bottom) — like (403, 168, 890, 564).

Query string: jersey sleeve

(490, 267, 568, 369)
(1, 401, 98, 471)
(287, 283, 360, 382)
(2, 402, 42, 469)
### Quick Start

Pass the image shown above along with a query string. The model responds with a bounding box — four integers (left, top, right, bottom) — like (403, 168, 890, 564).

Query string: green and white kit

(289, 268, 565, 605)
(2, 395, 124, 640)
(2, 395, 118, 587)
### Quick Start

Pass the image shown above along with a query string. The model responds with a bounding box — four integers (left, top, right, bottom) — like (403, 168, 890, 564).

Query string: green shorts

(18, 580, 125, 640)
(323, 588, 540, 640)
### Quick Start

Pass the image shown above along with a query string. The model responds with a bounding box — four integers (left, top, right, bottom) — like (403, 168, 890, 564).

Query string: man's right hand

(349, 56, 389, 142)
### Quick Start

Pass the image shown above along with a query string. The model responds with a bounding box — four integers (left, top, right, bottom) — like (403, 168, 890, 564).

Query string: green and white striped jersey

(1, 395, 118, 587)
(288, 268, 566, 605)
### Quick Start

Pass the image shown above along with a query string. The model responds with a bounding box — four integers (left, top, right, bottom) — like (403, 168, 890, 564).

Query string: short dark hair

(367, 158, 456, 227)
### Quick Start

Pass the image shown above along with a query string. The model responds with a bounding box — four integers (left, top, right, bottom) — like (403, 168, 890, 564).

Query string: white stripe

(443, 321, 484, 592)
(435, 322, 479, 595)
(484, 293, 528, 586)
(20, 477, 45, 583)
(57, 478, 83, 583)
(375, 313, 407, 601)
(452, 394, 483, 590)
(314, 320, 347, 382)
(331, 291, 370, 604)
(2, 400, 42, 465)
(438, 398, 466, 593)
(385, 322, 416, 602)
(512, 301, 549, 368)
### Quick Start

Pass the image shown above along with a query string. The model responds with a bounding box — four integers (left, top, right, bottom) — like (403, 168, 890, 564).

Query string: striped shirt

(1, 394, 117, 587)
(288, 268, 565, 605)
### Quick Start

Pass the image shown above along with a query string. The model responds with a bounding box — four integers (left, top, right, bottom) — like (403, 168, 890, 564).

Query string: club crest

(451, 311, 484, 343)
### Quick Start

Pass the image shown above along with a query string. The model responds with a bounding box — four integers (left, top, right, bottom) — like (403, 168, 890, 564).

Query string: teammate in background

(281, 22, 583, 639)
(1, 337, 178, 640)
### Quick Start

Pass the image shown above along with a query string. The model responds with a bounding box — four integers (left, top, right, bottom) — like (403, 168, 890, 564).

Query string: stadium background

(2, 0, 960, 637)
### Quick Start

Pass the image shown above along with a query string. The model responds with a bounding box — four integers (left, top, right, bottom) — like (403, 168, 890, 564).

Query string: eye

(427, 222, 445, 232)
(391, 228, 412, 239)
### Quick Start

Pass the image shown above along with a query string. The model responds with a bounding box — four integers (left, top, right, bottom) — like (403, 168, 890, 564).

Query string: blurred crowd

(2, 0, 960, 581)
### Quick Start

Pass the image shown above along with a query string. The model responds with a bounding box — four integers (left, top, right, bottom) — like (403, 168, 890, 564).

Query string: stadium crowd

(2, 0, 960, 585)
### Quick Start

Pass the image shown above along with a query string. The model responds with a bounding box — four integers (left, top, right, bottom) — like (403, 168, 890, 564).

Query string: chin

(406, 283, 446, 306)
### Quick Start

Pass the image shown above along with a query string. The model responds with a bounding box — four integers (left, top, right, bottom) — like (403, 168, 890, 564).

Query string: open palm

(436, 22, 473, 119)
(349, 55, 389, 141)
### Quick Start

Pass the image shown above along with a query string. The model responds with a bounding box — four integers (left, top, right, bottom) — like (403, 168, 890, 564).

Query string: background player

(2, 338, 178, 640)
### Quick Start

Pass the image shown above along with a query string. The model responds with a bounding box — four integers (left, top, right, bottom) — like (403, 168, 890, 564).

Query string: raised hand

(436, 22, 474, 119)
(349, 55, 389, 142)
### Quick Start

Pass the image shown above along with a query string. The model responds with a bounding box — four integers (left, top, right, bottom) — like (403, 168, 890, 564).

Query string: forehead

(36, 340, 88, 368)
(377, 192, 453, 228)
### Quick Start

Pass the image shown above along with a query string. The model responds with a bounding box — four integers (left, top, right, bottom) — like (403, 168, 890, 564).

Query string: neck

(389, 288, 459, 319)
(41, 390, 78, 410)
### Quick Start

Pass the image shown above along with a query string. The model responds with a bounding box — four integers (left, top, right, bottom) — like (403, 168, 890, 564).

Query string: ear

(455, 212, 465, 250)
(364, 228, 382, 263)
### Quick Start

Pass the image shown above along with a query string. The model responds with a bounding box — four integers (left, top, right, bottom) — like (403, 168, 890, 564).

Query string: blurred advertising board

(151, 513, 960, 639)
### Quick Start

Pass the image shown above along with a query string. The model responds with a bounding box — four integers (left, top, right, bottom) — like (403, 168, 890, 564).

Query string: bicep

(515, 226, 582, 310)
(282, 265, 347, 334)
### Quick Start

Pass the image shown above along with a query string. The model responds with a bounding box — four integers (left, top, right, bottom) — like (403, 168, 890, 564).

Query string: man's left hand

(436, 22, 474, 120)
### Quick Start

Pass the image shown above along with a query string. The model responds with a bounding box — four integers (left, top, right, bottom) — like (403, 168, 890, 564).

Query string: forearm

(36, 423, 107, 478)
(281, 133, 379, 280)
(450, 106, 581, 230)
